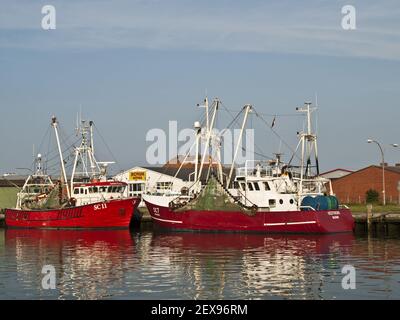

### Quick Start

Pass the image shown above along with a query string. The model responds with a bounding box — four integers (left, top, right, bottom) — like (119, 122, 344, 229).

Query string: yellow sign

(129, 171, 147, 181)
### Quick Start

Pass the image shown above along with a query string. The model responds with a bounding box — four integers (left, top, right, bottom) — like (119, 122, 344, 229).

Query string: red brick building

(331, 165, 400, 204)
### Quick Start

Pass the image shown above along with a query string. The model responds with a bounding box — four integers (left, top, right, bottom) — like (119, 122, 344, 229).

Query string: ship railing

(299, 205, 316, 211)
(236, 167, 275, 178)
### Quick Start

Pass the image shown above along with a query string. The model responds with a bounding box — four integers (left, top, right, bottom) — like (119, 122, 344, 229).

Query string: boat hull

(144, 200, 355, 234)
(5, 198, 139, 229)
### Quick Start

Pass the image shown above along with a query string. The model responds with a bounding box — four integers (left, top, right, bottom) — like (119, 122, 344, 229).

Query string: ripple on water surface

(0, 229, 400, 299)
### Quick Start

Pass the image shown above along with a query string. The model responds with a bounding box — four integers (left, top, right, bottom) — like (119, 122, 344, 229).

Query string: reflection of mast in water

(241, 235, 357, 299)
(240, 238, 313, 298)
(5, 229, 135, 299)
(149, 233, 231, 299)
(149, 232, 356, 299)
(190, 255, 227, 300)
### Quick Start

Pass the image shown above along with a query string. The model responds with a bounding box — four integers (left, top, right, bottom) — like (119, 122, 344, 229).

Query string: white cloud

(0, 0, 399, 60)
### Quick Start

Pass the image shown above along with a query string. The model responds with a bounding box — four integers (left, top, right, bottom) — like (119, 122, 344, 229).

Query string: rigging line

(221, 103, 277, 161)
(223, 108, 302, 117)
(152, 118, 209, 186)
(240, 146, 274, 160)
(286, 139, 302, 168)
(24, 125, 53, 172)
(220, 103, 272, 162)
(253, 108, 301, 162)
(44, 137, 81, 166)
(219, 106, 245, 137)
(58, 126, 77, 152)
(36, 125, 51, 157)
(93, 124, 122, 174)
(42, 130, 79, 163)
(44, 144, 78, 171)
(45, 124, 53, 173)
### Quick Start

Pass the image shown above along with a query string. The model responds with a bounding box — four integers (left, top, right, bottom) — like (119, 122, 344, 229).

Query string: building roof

(320, 168, 354, 180)
(332, 165, 400, 181)
(0, 176, 28, 188)
(144, 166, 234, 184)
(117, 165, 235, 184)
(320, 168, 354, 175)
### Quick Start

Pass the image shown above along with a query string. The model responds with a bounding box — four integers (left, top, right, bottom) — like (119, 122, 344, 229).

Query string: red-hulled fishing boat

(5, 116, 139, 229)
(5, 190, 138, 229)
(143, 99, 355, 234)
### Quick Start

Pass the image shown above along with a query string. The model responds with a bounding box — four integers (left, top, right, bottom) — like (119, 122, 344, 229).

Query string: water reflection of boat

(150, 231, 355, 253)
(149, 232, 355, 299)
(5, 229, 135, 299)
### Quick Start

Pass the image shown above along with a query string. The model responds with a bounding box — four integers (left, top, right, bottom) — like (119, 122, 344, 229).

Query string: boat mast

(227, 104, 252, 188)
(216, 137, 224, 183)
(194, 121, 201, 182)
(205, 97, 209, 134)
(88, 121, 97, 177)
(197, 98, 219, 184)
(296, 101, 318, 196)
(70, 119, 101, 191)
(51, 116, 71, 199)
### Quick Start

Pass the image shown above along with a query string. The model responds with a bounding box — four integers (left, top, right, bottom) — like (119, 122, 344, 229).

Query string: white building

(113, 166, 194, 206)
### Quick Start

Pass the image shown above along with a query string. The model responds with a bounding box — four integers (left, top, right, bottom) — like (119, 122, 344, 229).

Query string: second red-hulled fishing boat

(143, 99, 355, 234)
(143, 196, 354, 233)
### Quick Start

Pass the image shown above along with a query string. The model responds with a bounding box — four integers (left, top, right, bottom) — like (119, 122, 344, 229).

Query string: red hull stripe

(152, 216, 183, 224)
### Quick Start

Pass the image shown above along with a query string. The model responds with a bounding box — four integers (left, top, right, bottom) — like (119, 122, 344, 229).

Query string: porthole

(279, 199, 283, 205)
(290, 199, 294, 204)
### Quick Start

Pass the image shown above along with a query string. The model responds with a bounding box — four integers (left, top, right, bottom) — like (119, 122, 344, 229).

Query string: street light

(391, 144, 400, 205)
(367, 139, 386, 205)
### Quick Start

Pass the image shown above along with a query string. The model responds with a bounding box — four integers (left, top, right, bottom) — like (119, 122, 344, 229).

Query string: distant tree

(366, 189, 379, 204)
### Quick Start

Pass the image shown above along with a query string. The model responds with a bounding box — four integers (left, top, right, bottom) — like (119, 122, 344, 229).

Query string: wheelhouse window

(247, 183, 254, 191)
(240, 183, 246, 191)
(269, 199, 276, 207)
(263, 182, 271, 191)
(254, 183, 260, 191)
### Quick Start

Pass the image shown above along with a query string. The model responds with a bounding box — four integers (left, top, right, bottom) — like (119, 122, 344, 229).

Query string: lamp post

(367, 139, 386, 205)
(391, 144, 400, 205)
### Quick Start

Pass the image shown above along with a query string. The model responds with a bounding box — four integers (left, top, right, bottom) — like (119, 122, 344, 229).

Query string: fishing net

(20, 183, 68, 210)
(173, 176, 257, 214)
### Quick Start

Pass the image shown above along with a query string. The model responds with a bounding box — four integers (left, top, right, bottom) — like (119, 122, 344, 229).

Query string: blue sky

(0, 0, 400, 174)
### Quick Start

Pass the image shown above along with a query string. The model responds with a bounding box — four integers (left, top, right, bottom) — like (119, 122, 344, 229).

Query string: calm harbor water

(0, 227, 399, 300)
